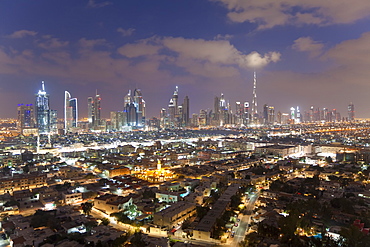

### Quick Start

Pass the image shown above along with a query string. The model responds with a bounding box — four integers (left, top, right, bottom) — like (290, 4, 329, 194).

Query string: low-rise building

(153, 201, 196, 228)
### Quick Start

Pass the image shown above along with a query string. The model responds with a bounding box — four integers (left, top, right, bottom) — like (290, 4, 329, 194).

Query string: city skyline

(2, 1, 370, 118)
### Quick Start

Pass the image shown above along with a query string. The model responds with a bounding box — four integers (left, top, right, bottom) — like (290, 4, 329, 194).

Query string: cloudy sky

(1, 0, 370, 119)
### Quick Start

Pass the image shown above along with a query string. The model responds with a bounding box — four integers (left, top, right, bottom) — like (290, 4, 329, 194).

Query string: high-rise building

(87, 97, 94, 127)
(251, 71, 258, 124)
(182, 96, 189, 127)
(348, 102, 355, 121)
(263, 104, 275, 125)
(133, 89, 145, 127)
(35, 81, 50, 134)
(64, 91, 78, 133)
(93, 91, 101, 127)
(243, 102, 249, 125)
(17, 104, 35, 130)
(168, 87, 179, 127)
(123, 89, 146, 128)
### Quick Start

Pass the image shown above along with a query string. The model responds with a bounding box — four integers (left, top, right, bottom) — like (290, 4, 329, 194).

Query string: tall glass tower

(64, 91, 78, 133)
(35, 81, 50, 134)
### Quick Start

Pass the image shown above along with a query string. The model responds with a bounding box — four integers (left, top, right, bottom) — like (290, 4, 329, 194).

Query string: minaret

(251, 71, 257, 123)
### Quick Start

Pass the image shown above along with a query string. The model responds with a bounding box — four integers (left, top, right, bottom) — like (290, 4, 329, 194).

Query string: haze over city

(1, 0, 370, 119)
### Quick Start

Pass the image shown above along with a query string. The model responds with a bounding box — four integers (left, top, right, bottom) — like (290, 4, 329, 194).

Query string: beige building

(0, 174, 47, 193)
(94, 194, 133, 214)
(153, 201, 196, 228)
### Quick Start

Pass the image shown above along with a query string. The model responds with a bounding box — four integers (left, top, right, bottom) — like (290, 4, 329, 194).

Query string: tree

(130, 231, 146, 247)
(100, 218, 110, 226)
(82, 202, 93, 215)
(340, 225, 370, 247)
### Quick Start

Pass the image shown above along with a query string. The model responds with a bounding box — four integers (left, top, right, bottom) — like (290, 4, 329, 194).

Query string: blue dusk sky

(1, 0, 370, 119)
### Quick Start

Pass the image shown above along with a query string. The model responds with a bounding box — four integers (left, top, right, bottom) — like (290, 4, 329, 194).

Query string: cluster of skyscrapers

(110, 89, 146, 131)
(17, 81, 57, 136)
(16, 78, 357, 135)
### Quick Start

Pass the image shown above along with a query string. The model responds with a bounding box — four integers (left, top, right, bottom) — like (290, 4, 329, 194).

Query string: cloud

(87, 0, 111, 8)
(7, 30, 37, 38)
(118, 42, 161, 58)
(212, 0, 370, 29)
(79, 38, 109, 49)
(117, 27, 135, 37)
(292, 37, 324, 58)
(37, 37, 69, 50)
(162, 37, 280, 69)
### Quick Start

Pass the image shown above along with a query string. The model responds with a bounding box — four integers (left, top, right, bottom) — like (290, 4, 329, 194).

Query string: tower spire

(251, 71, 257, 123)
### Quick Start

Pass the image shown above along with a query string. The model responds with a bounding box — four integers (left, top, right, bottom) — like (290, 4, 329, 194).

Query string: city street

(223, 192, 259, 247)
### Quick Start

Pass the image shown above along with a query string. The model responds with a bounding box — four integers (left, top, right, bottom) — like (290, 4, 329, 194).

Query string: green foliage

(82, 202, 93, 215)
(100, 218, 110, 226)
(30, 210, 60, 230)
(142, 189, 155, 199)
(130, 231, 146, 247)
(340, 225, 370, 247)
(195, 206, 209, 220)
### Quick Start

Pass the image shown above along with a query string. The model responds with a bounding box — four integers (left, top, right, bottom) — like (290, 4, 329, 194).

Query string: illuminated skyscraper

(123, 89, 146, 127)
(87, 97, 94, 126)
(64, 91, 78, 133)
(17, 104, 34, 130)
(93, 91, 101, 127)
(243, 102, 250, 125)
(133, 89, 144, 126)
(348, 102, 355, 121)
(35, 81, 50, 134)
(250, 71, 258, 124)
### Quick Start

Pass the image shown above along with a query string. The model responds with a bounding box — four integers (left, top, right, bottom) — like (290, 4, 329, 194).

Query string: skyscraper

(35, 81, 50, 134)
(87, 97, 94, 127)
(348, 102, 355, 121)
(251, 71, 258, 124)
(17, 104, 34, 130)
(182, 96, 189, 127)
(133, 89, 144, 126)
(168, 86, 179, 127)
(93, 91, 101, 128)
(64, 91, 78, 133)
(122, 89, 146, 128)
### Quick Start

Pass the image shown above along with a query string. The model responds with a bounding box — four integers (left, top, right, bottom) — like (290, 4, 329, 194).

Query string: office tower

(87, 97, 94, 126)
(133, 89, 144, 127)
(93, 91, 101, 127)
(263, 104, 275, 125)
(64, 91, 78, 133)
(35, 81, 50, 134)
(110, 111, 124, 130)
(348, 102, 355, 121)
(168, 86, 179, 127)
(49, 110, 58, 134)
(276, 111, 282, 124)
(182, 96, 189, 127)
(263, 104, 269, 124)
(251, 71, 258, 124)
(268, 106, 275, 124)
(296, 106, 301, 123)
(17, 104, 35, 130)
(290, 107, 296, 122)
(235, 102, 243, 125)
(160, 108, 168, 128)
(243, 102, 249, 125)
(123, 89, 146, 127)
(199, 109, 207, 126)
(309, 106, 314, 122)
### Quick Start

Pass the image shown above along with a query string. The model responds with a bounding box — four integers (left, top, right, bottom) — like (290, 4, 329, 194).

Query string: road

(223, 192, 259, 247)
